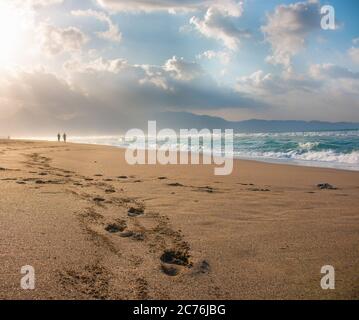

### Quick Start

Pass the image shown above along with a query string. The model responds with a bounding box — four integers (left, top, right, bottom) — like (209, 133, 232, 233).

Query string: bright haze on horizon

(0, 0, 359, 135)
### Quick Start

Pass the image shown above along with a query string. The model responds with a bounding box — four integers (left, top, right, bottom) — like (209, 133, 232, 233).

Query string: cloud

(261, 0, 321, 68)
(39, 24, 88, 55)
(197, 50, 232, 64)
(98, 0, 249, 51)
(235, 64, 359, 120)
(0, 70, 91, 124)
(64, 55, 204, 82)
(139, 67, 170, 90)
(0, 55, 266, 134)
(310, 63, 359, 79)
(63, 57, 128, 73)
(237, 70, 320, 95)
(308, 64, 359, 99)
(163, 56, 203, 80)
(96, 0, 243, 15)
(24, 0, 63, 7)
(237, 64, 359, 98)
(348, 47, 359, 64)
(72, 9, 122, 43)
(190, 5, 249, 51)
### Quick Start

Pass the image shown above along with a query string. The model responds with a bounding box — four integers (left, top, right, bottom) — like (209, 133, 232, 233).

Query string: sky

(0, 0, 359, 135)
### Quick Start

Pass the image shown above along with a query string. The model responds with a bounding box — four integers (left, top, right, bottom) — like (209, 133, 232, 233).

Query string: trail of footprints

(5, 151, 198, 298)
(0, 147, 226, 298)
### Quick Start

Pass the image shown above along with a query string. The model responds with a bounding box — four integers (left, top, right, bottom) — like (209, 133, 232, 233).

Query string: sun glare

(0, 3, 31, 65)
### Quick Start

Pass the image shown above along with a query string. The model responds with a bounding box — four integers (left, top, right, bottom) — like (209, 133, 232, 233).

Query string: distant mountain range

(155, 112, 359, 133)
(3, 109, 359, 136)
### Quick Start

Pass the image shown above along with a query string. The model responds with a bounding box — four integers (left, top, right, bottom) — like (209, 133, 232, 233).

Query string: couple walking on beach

(57, 133, 67, 142)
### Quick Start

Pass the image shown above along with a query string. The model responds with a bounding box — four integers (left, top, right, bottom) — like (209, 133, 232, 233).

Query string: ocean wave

(234, 130, 359, 138)
(293, 150, 359, 164)
(234, 150, 359, 166)
(298, 142, 320, 150)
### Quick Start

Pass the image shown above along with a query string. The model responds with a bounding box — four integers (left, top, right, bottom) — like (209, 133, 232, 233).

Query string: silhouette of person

(57, 133, 61, 142)
(63, 133, 67, 143)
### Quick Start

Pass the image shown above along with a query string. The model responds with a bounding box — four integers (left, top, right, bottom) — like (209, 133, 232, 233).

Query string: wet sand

(0, 139, 358, 299)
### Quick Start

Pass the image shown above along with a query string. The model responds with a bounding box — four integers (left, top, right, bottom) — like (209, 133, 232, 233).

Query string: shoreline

(9, 138, 359, 173)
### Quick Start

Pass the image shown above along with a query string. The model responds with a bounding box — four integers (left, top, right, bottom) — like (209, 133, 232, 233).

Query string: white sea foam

(298, 142, 320, 150)
(233, 150, 359, 170)
(293, 150, 359, 164)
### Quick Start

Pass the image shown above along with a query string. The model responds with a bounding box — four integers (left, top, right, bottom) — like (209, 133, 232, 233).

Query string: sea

(22, 129, 359, 171)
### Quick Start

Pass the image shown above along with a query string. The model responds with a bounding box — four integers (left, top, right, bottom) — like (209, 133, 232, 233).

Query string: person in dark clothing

(57, 133, 61, 142)
(63, 133, 67, 143)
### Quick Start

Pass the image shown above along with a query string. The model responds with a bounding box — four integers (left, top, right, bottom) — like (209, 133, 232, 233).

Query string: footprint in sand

(160, 249, 191, 276)
(161, 264, 180, 276)
(317, 183, 337, 190)
(167, 182, 184, 187)
(105, 222, 126, 233)
(131, 232, 145, 241)
(119, 231, 145, 241)
(160, 249, 190, 266)
(128, 207, 144, 217)
(248, 187, 270, 192)
(192, 260, 210, 275)
(196, 186, 214, 193)
(93, 197, 105, 202)
(119, 230, 133, 238)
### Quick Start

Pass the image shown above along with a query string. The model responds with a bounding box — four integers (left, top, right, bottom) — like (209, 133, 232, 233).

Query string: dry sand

(0, 139, 358, 299)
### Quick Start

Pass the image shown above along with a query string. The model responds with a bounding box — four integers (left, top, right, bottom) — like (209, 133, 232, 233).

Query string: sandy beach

(0, 139, 358, 300)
